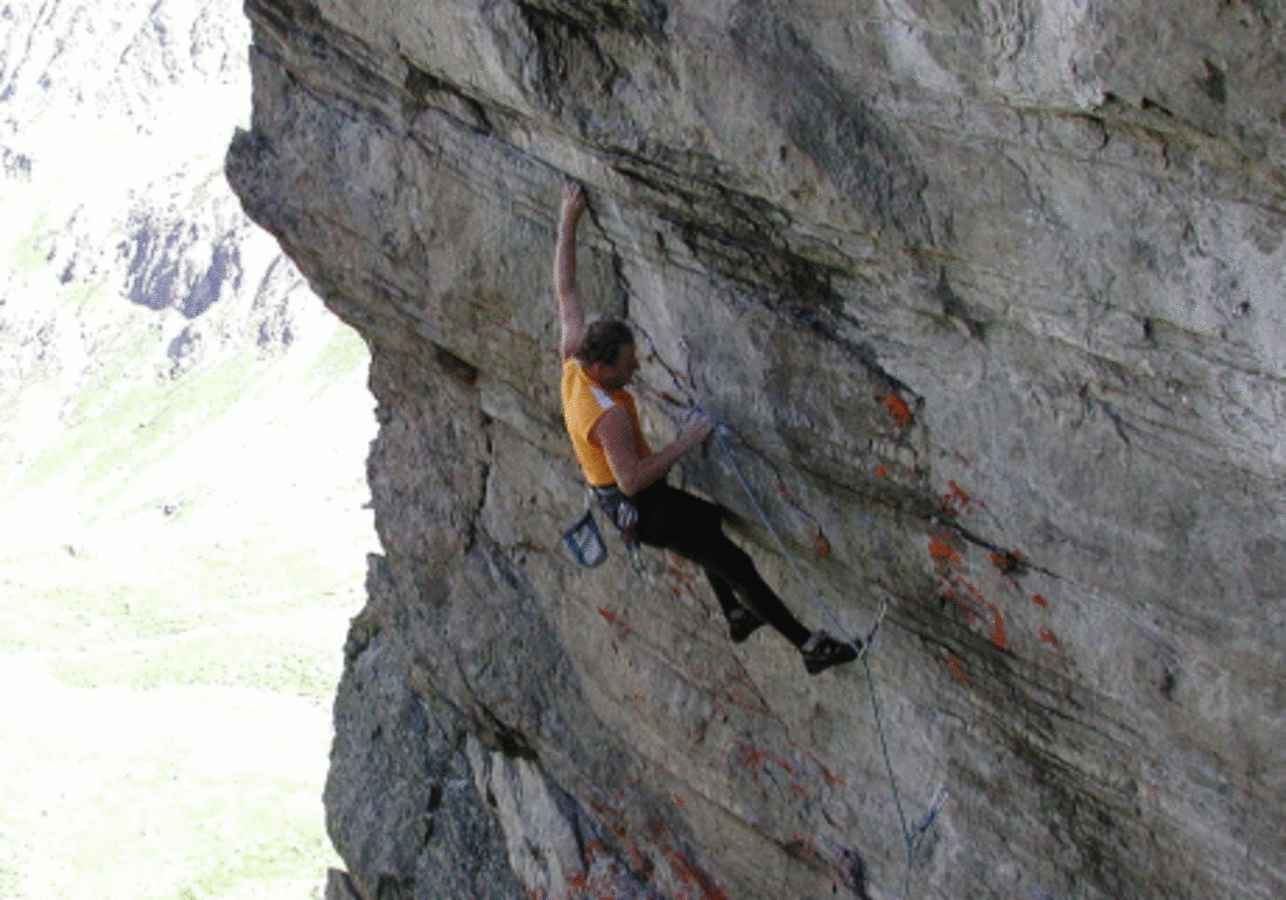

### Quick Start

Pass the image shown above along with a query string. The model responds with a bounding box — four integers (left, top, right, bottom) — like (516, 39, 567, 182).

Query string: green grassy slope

(0, 224, 375, 898)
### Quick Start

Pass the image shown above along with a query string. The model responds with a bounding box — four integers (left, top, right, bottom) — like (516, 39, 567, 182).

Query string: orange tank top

(560, 358, 651, 487)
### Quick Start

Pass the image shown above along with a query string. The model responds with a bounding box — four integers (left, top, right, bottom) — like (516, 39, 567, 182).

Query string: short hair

(580, 318, 634, 366)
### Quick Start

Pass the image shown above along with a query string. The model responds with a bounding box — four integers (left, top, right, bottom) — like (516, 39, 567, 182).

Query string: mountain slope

(1, 1, 376, 896)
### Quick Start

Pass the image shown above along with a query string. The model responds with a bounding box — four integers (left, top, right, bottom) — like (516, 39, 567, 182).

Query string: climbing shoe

(802, 631, 861, 675)
(727, 608, 764, 644)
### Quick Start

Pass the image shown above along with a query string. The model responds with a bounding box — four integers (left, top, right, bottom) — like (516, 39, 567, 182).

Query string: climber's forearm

(554, 183, 588, 360)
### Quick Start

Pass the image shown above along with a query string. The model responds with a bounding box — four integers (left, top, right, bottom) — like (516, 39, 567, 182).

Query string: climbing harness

(562, 490, 646, 572)
(593, 484, 646, 572)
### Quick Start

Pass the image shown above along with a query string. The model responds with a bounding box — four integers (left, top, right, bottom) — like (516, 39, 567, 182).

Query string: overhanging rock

(228, 1, 1286, 897)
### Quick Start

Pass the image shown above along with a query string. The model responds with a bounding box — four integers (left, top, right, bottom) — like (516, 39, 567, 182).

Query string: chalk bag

(563, 509, 607, 567)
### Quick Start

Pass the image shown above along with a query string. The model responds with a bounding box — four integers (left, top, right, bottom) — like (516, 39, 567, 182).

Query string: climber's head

(580, 318, 638, 390)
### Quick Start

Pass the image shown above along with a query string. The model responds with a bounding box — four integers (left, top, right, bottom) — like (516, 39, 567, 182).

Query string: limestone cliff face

(226, 2, 1286, 898)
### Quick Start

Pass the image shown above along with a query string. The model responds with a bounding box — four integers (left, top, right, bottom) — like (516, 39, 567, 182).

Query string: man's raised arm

(553, 180, 589, 361)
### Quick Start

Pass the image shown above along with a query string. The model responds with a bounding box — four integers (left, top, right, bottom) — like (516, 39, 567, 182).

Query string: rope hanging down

(710, 420, 942, 897)
(662, 378, 944, 898)
(627, 321, 945, 897)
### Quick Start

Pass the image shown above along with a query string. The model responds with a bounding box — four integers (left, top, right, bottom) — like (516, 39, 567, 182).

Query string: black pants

(631, 482, 811, 648)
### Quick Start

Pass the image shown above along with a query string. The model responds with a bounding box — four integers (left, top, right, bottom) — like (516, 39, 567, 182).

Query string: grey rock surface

(227, 1, 1286, 897)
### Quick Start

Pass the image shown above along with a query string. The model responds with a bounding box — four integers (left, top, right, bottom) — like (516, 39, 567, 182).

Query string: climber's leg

(634, 483, 812, 648)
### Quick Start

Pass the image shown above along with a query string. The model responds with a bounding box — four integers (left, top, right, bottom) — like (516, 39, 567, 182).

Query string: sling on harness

(593, 484, 645, 571)
(592, 484, 639, 550)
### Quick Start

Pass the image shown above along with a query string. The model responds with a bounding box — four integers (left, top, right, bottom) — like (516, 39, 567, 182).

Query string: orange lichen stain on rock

(955, 577, 987, 608)
(951, 579, 1006, 649)
(947, 656, 971, 683)
(790, 744, 847, 787)
(945, 576, 1006, 648)
(591, 800, 628, 838)
(942, 584, 976, 623)
(626, 842, 653, 878)
(928, 538, 963, 566)
(1031, 593, 1048, 608)
(1039, 628, 1060, 648)
(988, 549, 1021, 574)
(597, 607, 632, 636)
(734, 742, 771, 777)
(874, 462, 888, 478)
(729, 673, 769, 714)
(671, 792, 686, 809)
(574, 850, 637, 900)
(662, 845, 730, 900)
(789, 783, 809, 798)
(665, 556, 698, 589)
(819, 765, 847, 787)
(955, 577, 986, 605)
(783, 836, 857, 885)
(984, 601, 1008, 650)
(732, 740, 794, 778)
(813, 530, 831, 557)
(885, 394, 913, 428)
(942, 479, 972, 514)
(723, 674, 768, 712)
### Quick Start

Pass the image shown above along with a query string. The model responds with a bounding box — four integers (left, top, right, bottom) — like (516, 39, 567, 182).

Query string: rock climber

(553, 179, 858, 675)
